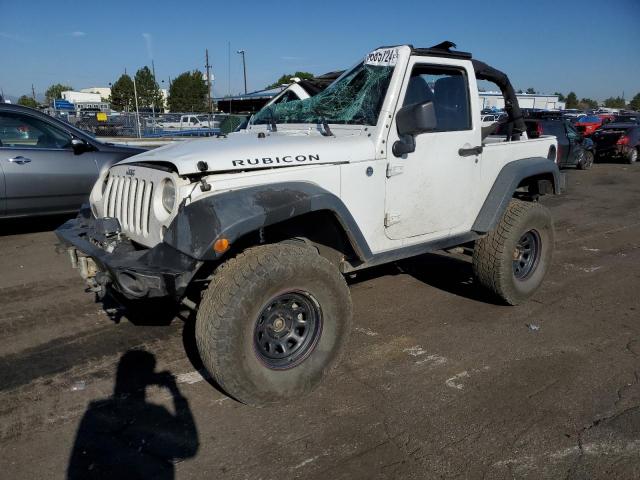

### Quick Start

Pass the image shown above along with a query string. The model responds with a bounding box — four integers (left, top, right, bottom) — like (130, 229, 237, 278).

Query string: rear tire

(472, 199, 554, 305)
(195, 243, 352, 406)
(627, 148, 638, 164)
(577, 151, 594, 170)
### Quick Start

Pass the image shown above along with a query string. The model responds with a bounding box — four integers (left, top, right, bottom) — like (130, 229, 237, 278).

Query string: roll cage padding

(162, 182, 373, 261)
(472, 59, 526, 141)
(471, 157, 564, 234)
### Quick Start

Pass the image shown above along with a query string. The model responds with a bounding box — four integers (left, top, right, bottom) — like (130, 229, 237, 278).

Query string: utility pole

(227, 42, 231, 112)
(205, 48, 213, 113)
(133, 78, 141, 138)
(237, 49, 247, 94)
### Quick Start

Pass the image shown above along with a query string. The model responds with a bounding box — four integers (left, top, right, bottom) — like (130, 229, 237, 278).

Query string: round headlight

(162, 179, 176, 213)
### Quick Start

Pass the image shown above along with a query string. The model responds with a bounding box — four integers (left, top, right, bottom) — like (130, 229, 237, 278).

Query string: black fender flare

(163, 181, 373, 261)
(472, 157, 564, 234)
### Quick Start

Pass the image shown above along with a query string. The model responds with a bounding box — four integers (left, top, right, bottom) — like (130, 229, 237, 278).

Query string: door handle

(458, 146, 483, 157)
(7, 156, 32, 165)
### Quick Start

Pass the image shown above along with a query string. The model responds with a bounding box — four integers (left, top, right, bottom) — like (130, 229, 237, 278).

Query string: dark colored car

(611, 114, 640, 124)
(495, 116, 594, 169)
(0, 104, 145, 218)
(526, 118, 595, 169)
(592, 123, 640, 164)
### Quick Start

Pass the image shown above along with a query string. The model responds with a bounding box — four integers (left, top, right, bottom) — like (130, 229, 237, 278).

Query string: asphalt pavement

(1, 162, 639, 479)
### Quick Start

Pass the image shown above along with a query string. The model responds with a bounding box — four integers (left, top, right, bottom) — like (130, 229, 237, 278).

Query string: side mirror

(393, 101, 437, 157)
(396, 101, 437, 137)
(71, 137, 92, 155)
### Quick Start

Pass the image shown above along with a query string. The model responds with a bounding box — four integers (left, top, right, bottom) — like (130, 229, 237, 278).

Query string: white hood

(118, 130, 375, 175)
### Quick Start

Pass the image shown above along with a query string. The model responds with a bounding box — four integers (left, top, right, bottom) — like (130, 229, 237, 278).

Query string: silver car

(0, 104, 145, 218)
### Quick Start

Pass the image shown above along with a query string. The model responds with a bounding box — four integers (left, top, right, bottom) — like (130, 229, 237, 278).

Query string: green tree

(629, 92, 640, 111)
(167, 70, 209, 112)
(45, 83, 73, 103)
(267, 71, 314, 89)
(526, 87, 537, 94)
(17, 95, 38, 108)
(554, 92, 566, 102)
(109, 74, 135, 111)
(603, 96, 626, 109)
(579, 98, 599, 109)
(134, 66, 164, 109)
(565, 92, 579, 109)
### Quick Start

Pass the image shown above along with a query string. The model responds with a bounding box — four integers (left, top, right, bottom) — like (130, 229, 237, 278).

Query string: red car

(574, 115, 603, 136)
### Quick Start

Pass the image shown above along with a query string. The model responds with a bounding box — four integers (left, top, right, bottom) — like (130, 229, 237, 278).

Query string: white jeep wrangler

(57, 42, 564, 406)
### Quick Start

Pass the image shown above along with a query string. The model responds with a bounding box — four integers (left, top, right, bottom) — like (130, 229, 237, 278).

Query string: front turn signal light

(213, 238, 230, 254)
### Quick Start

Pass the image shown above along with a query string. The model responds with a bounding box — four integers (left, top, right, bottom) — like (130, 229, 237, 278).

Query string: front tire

(472, 199, 554, 305)
(626, 148, 638, 164)
(195, 243, 352, 406)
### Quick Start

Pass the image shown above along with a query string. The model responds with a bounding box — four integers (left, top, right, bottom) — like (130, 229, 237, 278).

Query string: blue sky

(1, 0, 639, 101)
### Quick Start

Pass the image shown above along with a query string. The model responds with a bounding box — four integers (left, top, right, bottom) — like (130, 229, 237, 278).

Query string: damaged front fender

(162, 181, 372, 261)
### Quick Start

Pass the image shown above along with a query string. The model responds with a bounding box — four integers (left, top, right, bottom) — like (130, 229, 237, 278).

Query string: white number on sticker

(364, 48, 399, 67)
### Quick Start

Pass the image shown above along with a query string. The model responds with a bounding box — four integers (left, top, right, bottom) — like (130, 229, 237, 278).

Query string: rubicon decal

(232, 154, 320, 167)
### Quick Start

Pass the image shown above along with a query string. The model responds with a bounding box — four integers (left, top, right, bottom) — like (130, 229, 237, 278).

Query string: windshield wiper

(320, 120, 333, 137)
(266, 108, 278, 132)
(310, 105, 333, 136)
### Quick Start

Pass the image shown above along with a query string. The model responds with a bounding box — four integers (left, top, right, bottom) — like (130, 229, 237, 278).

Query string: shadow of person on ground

(67, 350, 199, 480)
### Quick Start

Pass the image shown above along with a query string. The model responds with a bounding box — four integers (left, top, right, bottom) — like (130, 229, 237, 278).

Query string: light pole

(237, 49, 247, 94)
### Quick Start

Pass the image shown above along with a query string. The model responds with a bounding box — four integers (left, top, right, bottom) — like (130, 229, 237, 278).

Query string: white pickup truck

(159, 114, 218, 131)
(57, 42, 564, 406)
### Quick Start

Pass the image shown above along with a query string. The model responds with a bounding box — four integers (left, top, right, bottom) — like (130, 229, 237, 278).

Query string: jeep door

(384, 60, 480, 239)
(0, 111, 99, 217)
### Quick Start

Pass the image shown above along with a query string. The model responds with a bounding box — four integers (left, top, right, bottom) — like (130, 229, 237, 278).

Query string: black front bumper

(55, 208, 201, 300)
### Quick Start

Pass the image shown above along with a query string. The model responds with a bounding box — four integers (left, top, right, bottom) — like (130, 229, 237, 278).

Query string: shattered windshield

(252, 62, 394, 126)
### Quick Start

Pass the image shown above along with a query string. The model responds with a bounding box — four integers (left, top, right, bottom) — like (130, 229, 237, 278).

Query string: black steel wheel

(512, 230, 541, 280)
(195, 243, 352, 406)
(254, 291, 322, 369)
(473, 199, 554, 305)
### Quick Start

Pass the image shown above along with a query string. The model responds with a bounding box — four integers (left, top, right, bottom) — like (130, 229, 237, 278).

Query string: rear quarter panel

(471, 136, 556, 224)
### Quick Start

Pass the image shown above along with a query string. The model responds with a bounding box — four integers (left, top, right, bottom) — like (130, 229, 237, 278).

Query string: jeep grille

(103, 174, 154, 237)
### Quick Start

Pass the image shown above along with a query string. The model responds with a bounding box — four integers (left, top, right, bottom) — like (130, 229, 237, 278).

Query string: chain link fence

(56, 111, 248, 138)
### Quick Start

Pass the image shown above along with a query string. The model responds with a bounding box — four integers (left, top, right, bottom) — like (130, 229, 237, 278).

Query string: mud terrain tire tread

(196, 243, 352, 406)
(472, 199, 554, 306)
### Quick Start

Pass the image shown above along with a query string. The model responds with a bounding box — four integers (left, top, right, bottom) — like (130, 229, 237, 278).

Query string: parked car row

(491, 109, 640, 168)
(2, 77, 638, 220)
(569, 111, 640, 164)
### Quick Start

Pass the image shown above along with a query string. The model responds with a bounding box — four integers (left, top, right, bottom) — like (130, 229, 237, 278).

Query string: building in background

(480, 92, 565, 110)
(80, 87, 111, 99)
(61, 91, 109, 113)
(214, 86, 287, 114)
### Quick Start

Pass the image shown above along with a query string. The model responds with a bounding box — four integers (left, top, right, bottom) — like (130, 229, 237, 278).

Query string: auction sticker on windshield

(364, 48, 399, 67)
